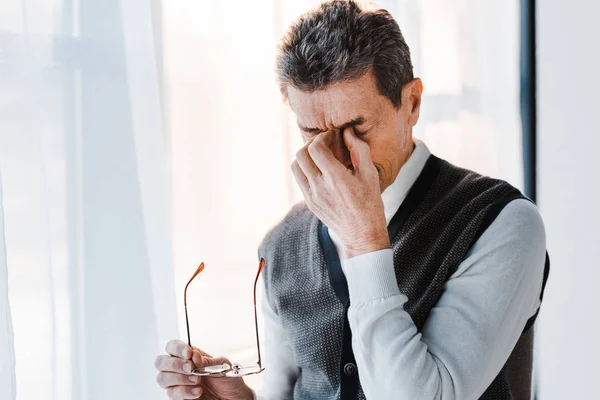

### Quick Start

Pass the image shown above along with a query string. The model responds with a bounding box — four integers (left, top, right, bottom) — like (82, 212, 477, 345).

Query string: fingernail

(181, 348, 189, 358)
(183, 363, 192, 373)
(188, 375, 199, 383)
(192, 387, 201, 395)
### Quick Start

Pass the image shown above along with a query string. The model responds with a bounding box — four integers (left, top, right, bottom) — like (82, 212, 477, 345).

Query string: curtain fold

(0, 170, 17, 400)
(0, 0, 175, 398)
(122, 0, 178, 350)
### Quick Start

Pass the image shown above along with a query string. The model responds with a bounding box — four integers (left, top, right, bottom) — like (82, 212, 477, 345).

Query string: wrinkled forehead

(286, 73, 385, 131)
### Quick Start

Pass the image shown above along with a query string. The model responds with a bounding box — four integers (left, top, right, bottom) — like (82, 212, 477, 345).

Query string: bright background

(0, 0, 597, 399)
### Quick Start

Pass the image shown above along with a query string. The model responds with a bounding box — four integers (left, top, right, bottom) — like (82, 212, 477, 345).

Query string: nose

(328, 130, 352, 168)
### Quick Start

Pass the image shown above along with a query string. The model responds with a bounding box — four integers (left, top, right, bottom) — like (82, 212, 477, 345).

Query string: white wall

(536, 1, 600, 398)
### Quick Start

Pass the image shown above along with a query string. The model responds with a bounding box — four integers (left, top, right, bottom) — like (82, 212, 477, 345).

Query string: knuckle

(167, 386, 183, 400)
(166, 387, 176, 399)
(168, 357, 180, 371)
(198, 355, 210, 368)
(183, 375, 195, 387)
(156, 372, 166, 388)
(168, 340, 184, 356)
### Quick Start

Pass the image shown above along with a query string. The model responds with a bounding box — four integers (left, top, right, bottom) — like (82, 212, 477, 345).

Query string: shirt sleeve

(342, 198, 546, 400)
(253, 279, 299, 400)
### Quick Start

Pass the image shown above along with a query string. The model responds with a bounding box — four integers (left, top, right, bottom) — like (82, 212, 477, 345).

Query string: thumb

(343, 127, 371, 171)
(192, 352, 231, 371)
(203, 355, 231, 367)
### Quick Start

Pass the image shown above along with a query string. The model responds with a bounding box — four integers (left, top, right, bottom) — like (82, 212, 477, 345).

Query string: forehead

(287, 71, 386, 128)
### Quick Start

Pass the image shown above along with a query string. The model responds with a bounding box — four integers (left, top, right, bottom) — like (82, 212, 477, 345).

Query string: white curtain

(0, 0, 523, 398)
(395, 0, 523, 188)
(0, 0, 176, 399)
(0, 169, 17, 399)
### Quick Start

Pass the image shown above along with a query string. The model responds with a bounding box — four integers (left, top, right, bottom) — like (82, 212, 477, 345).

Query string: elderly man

(154, 1, 549, 399)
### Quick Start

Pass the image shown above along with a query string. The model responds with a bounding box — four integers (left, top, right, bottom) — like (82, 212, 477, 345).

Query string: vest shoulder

(438, 157, 524, 196)
(258, 201, 313, 254)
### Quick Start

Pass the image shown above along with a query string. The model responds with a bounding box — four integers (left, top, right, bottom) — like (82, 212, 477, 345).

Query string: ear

(404, 78, 423, 127)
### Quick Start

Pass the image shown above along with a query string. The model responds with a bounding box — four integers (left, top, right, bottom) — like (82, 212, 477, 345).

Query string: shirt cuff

(342, 248, 402, 305)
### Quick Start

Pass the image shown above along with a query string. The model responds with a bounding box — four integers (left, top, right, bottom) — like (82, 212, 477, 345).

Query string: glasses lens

(191, 363, 231, 376)
(222, 365, 264, 378)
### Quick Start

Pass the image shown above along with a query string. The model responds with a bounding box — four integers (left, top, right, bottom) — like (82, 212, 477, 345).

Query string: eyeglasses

(183, 258, 266, 378)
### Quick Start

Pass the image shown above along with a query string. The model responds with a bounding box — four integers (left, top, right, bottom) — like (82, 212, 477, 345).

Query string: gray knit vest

(258, 155, 549, 400)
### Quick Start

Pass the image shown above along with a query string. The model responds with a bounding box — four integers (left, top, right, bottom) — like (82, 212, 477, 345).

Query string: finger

(156, 372, 201, 388)
(154, 355, 195, 374)
(190, 345, 211, 358)
(191, 353, 232, 373)
(166, 339, 193, 360)
(291, 160, 310, 194)
(200, 355, 231, 367)
(166, 385, 202, 400)
(343, 127, 372, 171)
(295, 142, 322, 185)
(308, 131, 346, 179)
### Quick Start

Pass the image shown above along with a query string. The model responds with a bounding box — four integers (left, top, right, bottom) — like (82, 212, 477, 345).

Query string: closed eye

(298, 116, 368, 136)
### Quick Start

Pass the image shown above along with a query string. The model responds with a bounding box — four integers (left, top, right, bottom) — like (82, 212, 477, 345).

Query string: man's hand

(154, 340, 254, 400)
(291, 128, 390, 258)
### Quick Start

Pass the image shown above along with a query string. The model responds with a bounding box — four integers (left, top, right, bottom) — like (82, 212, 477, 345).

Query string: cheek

(364, 142, 386, 172)
(364, 134, 393, 162)
(364, 138, 399, 178)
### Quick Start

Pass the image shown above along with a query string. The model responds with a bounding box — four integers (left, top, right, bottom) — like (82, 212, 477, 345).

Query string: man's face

(287, 71, 422, 193)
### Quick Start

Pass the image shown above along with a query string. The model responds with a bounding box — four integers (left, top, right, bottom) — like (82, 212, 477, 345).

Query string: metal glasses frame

(183, 258, 266, 378)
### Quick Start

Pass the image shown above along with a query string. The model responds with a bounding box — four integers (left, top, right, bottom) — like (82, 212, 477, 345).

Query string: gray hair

(276, 0, 414, 108)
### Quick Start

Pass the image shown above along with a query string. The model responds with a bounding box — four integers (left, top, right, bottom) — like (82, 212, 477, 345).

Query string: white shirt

(255, 138, 546, 400)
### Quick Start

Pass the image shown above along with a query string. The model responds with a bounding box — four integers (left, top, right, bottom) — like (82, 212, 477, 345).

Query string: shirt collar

(381, 137, 431, 225)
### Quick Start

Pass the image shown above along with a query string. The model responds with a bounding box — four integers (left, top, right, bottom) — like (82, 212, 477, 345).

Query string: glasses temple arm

(185, 305, 192, 347)
(184, 263, 205, 348)
(254, 258, 265, 368)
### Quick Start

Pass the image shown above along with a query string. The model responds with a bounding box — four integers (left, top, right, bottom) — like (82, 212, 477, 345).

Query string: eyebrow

(299, 117, 366, 133)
